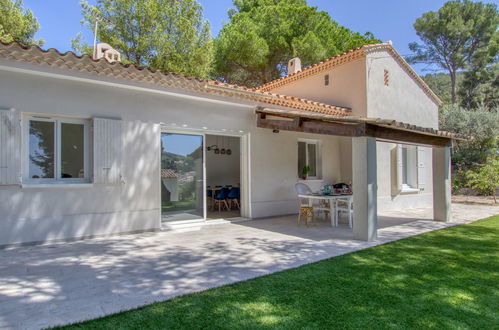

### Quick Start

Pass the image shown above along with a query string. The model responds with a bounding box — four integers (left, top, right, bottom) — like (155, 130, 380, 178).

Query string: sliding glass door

(161, 133, 204, 222)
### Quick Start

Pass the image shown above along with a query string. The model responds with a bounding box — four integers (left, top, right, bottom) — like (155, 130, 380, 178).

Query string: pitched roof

(0, 41, 350, 117)
(0, 41, 465, 142)
(256, 42, 443, 106)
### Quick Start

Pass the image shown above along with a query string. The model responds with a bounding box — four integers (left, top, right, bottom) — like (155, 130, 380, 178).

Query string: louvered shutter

(391, 144, 403, 195)
(0, 108, 20, 185)
(93, 118, 123, 184)
(417, 146, 426, 190)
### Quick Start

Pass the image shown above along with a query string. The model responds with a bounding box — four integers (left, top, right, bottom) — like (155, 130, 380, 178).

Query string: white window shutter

(391, 144, 403, 195)
(0, 109, 20, 185)
(417, 146, 426, 190)
(93, 118, 123, 184)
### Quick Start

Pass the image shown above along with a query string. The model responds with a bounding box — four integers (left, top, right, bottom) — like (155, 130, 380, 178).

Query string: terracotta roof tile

(0, 41, 352, 117)
(0, 41, 461, 140)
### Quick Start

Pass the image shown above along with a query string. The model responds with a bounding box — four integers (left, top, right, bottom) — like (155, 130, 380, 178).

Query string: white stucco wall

(364, 50, 438, 211)
(375, 141, 433, 212)
(0, 50, 443, 245)
(0, 66, 352, 245)
(206, 135, 241, 187)
(269, 58, 368, 117)
(366, 50, 439, 128)
(249, 127, 348, 218)
(0, 68, 255, 246)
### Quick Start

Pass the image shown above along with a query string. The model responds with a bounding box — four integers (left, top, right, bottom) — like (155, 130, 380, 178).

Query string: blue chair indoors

(214, 187, 230, 212)
(207, 188, 214, 209)
(227, 187, 240, 210)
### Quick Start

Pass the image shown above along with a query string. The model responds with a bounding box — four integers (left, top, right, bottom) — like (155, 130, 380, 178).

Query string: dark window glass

(61, 123, 85, 178)
(29, 121, 55, 179)
(298, 141, 306, 176)
(307, 143, 317, 177)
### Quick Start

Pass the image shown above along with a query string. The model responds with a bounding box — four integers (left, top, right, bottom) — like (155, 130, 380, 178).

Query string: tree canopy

(213, 0, 379, 87)
(440, 105, 498, 167)
(0, 0, 43, 46)
(408, 0, 498, 105)
(421, 72, 463, 105)
(73, 0, 213, 78)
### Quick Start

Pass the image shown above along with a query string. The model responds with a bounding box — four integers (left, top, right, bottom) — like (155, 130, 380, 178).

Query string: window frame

(298, 138, 321, 180)
(23, 114, 90, 184)
(400, 145, 418, 192)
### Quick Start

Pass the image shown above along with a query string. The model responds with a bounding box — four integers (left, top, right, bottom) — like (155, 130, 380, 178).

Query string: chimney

(94, 42, 121, 63)
(287, 57, 301, 75)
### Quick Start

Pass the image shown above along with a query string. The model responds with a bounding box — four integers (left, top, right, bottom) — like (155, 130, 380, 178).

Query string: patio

(0, 204, 497, 330)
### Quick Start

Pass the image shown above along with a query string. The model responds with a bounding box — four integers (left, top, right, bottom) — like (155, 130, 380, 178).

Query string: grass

(59, 215, 499, 329)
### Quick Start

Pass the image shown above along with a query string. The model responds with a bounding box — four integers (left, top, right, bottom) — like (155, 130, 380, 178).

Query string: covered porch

(255, 107, 466, 241)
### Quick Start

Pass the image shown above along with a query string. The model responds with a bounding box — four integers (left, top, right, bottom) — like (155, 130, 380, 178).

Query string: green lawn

(59, 215, 499, 329)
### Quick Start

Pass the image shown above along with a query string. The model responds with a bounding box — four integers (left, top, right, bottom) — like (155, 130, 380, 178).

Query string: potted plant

(301, 165, 311, 180)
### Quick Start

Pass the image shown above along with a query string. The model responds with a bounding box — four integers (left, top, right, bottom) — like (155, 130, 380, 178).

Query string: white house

(0, 41, 464, 247)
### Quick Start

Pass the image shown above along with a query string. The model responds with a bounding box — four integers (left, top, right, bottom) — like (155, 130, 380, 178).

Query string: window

(25, 115, 90, 183)
(324, 74, 329, 86)
(298, 139, 320, 179)
(401, 145, 417, 191)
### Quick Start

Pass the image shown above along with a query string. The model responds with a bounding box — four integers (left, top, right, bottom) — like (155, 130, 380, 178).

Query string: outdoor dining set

(295, 182, 353, 228)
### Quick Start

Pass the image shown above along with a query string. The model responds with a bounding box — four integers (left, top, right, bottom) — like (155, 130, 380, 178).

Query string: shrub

(465, 156, 499, 202)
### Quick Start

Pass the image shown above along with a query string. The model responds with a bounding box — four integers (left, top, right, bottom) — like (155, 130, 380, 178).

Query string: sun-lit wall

(0, 68, 254, 246)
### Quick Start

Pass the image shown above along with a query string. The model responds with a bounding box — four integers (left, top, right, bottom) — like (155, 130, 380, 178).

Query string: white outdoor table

(298, 193, 353, 227)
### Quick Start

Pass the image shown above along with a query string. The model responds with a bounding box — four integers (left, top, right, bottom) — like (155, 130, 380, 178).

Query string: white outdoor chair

(295, 183, 330, 222)
(295, 183, 315, 226)
(336, 197, 353, 228)
(295, 182, 313, 197)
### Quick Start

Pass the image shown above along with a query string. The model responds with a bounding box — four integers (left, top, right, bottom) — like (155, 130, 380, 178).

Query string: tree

(459, 60, 499, 110)
(214, 0, 379, 87)
(440, 105, 498, 167)
(466, 155, 498, 202)
(74, 0, 213, 78)
(422, 72, 464, 105)
(408, 0, 498, 104)
(0, 0, 43, 46)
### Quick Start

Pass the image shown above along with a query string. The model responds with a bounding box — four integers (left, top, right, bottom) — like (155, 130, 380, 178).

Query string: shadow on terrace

(234, 212, 428, 242)
(0, 211, 436, 329)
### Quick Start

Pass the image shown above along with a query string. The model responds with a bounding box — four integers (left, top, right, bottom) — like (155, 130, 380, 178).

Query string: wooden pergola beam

(256, 115, 364, 138)
(365, 124, 451, 147)
(256, 113, 452, 147)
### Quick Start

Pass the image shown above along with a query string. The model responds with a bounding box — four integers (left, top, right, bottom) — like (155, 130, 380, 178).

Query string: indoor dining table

(298, 193, 353, 227)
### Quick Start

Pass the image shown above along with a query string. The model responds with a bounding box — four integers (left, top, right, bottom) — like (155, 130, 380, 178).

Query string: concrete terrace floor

(0, 204, 497, 330)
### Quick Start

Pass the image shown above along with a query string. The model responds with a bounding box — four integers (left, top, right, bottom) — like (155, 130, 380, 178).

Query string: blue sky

(162, 133, 202, 157)
(22, 0, 498, 74)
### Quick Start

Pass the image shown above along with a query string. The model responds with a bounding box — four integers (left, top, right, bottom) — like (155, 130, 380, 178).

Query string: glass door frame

(160, 129, 207, 221)
(160, 126, 250, 224)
